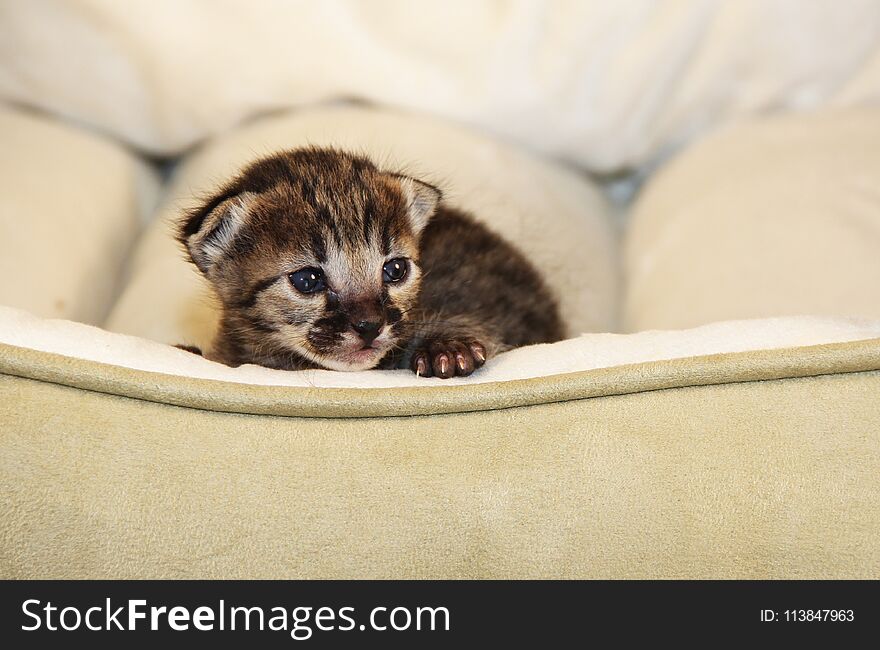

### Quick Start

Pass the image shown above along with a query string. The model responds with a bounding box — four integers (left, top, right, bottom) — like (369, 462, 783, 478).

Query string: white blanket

(3, 305, 880, 387)
(2, 0, 879, 172)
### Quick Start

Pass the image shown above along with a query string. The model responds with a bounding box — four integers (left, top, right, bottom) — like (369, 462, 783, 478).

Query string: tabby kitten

(178, 148, 562, 378)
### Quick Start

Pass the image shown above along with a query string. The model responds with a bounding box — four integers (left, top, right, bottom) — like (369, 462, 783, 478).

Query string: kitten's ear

(179, 191, 257, 274)
(395, 175, 441, 235)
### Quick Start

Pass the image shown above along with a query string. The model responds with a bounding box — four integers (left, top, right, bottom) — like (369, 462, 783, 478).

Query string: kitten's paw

(410, 340, 486, 379)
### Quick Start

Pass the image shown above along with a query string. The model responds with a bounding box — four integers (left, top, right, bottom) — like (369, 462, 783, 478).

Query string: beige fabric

(624, 109, 880, 332)
(2, 1, 880, 172)
(2, 338, 878, 578)
(104, 105, 619, 347)
(0, 106, 159, 325)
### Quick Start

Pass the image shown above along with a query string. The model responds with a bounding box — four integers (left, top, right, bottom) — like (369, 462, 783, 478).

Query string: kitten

(177, 148, 563, 378)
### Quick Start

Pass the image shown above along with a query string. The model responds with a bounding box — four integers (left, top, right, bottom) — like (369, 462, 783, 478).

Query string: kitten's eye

(383, 258, 408, 283)
(289, 267, 326, 293)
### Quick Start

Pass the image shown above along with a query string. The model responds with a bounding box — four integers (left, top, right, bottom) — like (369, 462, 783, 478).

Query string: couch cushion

(624, 109, 880, 332)
(0, 106, 159, 325)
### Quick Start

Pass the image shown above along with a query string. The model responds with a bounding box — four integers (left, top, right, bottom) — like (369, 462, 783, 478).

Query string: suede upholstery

(2, 339, 878, 579)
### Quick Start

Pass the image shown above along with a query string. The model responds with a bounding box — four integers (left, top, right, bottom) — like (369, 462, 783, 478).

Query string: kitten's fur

(178, 148, 562, 378)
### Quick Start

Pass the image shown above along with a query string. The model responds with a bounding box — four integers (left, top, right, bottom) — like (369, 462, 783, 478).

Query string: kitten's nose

(351, 320, 381, 346)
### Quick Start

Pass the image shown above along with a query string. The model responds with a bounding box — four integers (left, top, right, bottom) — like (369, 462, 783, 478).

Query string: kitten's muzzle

(343, 297, 385, 347)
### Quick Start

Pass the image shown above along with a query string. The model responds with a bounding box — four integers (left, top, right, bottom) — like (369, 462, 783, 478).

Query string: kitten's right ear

(179, 192, 256, 274)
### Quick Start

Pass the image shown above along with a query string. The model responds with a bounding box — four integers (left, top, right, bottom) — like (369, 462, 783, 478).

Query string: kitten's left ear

(395, 175, 442, 235)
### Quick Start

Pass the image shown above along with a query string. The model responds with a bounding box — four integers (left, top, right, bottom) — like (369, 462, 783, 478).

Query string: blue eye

(383, 258, 408, 283)
(289, 267, 326, 293)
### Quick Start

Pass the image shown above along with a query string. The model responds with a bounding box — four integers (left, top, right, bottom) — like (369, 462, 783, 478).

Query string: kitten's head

(178, 148, 440, 370)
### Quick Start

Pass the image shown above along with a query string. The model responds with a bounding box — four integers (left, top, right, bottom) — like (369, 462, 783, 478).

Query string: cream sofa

(1, 2, 879, 579)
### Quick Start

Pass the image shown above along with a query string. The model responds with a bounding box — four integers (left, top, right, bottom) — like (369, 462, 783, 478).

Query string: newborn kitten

(178, 148, 562, 378)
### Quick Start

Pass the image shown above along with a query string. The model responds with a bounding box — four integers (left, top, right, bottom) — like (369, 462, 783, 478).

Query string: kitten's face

(180, 149, 440, 370)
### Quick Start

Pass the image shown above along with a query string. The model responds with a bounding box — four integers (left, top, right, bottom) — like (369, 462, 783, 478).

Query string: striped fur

(178, 148, 563, 377)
